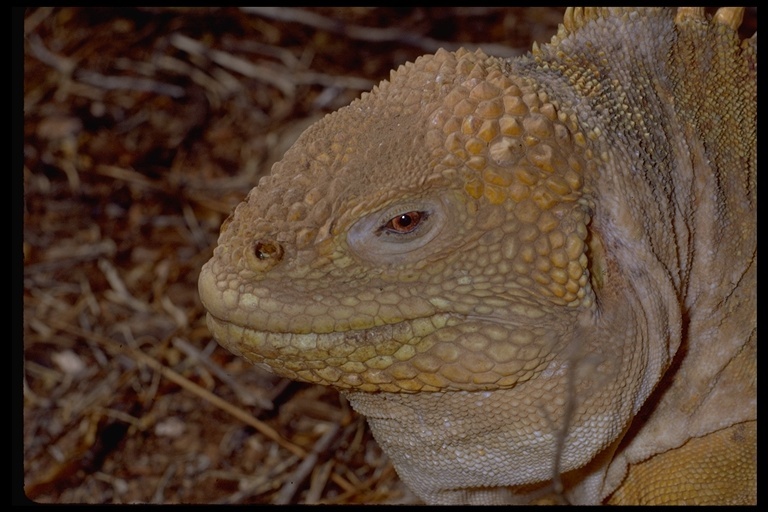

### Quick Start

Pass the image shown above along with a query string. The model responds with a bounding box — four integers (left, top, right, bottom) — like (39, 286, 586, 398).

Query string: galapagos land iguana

(198, 7, 756, 504)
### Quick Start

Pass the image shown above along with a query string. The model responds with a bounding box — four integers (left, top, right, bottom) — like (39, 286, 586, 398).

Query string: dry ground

(20, 7, 755, 505)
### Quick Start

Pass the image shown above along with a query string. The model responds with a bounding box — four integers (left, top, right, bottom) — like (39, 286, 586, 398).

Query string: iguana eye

(347, 194, 457, 264)
(383, 211, 428, 234)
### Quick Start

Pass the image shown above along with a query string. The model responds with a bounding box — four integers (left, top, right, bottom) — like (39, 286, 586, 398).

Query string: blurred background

(20, 7, 754, 504)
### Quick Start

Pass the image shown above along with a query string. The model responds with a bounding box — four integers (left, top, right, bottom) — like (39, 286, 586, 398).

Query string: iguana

(198, 7, 756, 505)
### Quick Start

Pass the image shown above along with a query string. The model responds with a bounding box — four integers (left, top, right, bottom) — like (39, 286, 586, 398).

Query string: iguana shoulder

(198, 7, 756, 505)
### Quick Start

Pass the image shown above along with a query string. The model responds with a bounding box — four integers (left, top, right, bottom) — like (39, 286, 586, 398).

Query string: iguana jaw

(202, 299, 564, 393)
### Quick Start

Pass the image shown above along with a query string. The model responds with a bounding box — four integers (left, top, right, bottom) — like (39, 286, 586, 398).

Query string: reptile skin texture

(199, 8, 756, 504)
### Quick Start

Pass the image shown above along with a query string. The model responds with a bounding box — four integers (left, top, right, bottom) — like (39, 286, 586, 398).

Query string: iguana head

(198, 47, 606, 394)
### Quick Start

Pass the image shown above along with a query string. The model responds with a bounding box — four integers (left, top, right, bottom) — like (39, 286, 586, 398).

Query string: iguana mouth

(205, 310, 452, 392)
(204, 308, 448, 345)
(205, 310, 550, 393)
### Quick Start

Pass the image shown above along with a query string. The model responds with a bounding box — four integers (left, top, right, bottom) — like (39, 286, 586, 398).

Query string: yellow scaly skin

(199, 8, 755, 504)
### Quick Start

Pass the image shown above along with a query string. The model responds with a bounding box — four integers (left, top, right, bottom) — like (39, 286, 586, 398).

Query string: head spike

(714, 7, 745, 31)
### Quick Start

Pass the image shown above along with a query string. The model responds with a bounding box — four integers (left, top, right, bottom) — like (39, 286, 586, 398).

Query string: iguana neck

(512, 8, 755, 314)
(511, 9, 688, 296)
(509, 5, 756, 486)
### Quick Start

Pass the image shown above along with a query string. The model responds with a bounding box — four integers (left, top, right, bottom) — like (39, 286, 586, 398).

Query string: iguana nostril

(245, 239, 284, 272)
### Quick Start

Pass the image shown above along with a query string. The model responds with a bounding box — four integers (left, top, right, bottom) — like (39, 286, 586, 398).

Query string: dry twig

(240, 7, 524, 58)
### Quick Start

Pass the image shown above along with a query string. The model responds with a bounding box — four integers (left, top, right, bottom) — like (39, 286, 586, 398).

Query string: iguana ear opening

(585, 229, 605, 292)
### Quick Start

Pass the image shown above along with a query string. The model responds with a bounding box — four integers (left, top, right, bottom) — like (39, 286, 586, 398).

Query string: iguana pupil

(385, 211, 424, 233)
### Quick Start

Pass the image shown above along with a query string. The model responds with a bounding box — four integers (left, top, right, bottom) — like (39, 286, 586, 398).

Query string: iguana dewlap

(198, 7, 756, 505)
